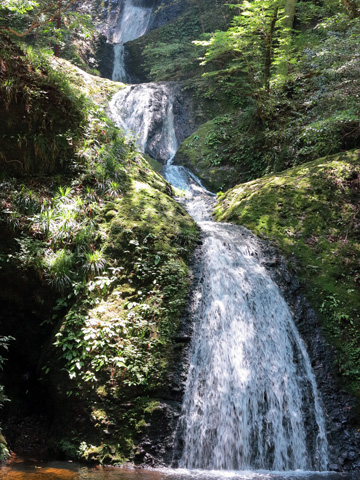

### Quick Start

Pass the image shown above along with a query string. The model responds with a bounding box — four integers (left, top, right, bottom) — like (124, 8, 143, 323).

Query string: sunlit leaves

(197, 0, 287, 91)
(0, 0, 39, 14)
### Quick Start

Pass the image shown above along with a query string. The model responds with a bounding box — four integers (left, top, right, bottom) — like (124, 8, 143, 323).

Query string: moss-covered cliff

(0, 35, 198, 463)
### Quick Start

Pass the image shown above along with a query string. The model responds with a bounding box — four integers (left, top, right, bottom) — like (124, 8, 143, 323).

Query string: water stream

(111, 0, 153, 82)
(108, 83, 330, 472)
(175, 219, 328, 471)
(0, 461, 355, 480)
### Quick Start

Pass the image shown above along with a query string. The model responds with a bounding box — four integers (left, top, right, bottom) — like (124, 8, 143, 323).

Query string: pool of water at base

(0, 461, 357, 480)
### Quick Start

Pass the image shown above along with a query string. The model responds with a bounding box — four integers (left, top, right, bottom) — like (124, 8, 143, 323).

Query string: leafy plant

(44, 248, 74, 291)
(0, 335, 14, 409)
(82, 251, 106, 278)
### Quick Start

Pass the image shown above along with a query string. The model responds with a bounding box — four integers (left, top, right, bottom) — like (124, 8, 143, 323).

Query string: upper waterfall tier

(111, 0, 153, 82)
(108, 83, 187, 162)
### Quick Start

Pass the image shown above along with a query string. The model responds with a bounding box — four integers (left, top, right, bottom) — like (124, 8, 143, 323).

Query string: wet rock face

(108, 82, 200, 163)
(147, 0, 187, 31)
(96, 35, 115, 79)
(145, 83, 198, 162)
(134, 249, 203, 467)
(257, 240, 360, 471)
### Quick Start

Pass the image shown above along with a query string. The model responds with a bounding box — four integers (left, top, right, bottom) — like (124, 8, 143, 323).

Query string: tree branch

(0, 0, 80, 38)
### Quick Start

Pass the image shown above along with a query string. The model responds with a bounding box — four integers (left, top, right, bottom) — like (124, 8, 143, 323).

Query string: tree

(277, 0, 298, 78)
(341, 0, 360, 18)
(197, 0, 289, 92)
(0, 0, 88, 56)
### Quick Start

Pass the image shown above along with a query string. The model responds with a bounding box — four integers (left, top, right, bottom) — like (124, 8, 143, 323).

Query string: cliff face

(0, 38, 199, 464)
(71, 0, 188, 80)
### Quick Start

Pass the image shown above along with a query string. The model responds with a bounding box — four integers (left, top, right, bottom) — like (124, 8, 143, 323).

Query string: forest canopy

(0, 0, 93, 55)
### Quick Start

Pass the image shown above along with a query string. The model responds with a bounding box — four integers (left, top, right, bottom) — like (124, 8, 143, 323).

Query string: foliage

(175, 5, 360, 191)
(0, 0, 93, 47)
(196, 0, 286, 91)
(0, 37, 200, 462)
(0, 441, 10, 462)
(53, 181, 198, 390)
(137, 0, 233, 82)
(0, 37, 89, 174)
(194, 0, 357, 97)
(0, 336, 13, 410)
(175, 110, 264, 191)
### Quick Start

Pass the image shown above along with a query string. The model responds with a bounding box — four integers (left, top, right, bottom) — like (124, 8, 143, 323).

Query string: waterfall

(108, 83, 179, 162)
(111, 0, 153, 82)
(108, 82, 329, 472)
(175, 222, 329, 471)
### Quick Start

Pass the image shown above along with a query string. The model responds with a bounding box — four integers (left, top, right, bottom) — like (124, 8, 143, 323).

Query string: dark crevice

(0, 249, 57, 458)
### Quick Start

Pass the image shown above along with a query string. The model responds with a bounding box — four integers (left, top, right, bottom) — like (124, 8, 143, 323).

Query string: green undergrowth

(174, 111, 263, 192)
(215, 150, 360, 394)
(172, 11, 360, 192)
(0, 36, 89, 175)
(128, 0, 235, 83)
(0, 38, 199, 462)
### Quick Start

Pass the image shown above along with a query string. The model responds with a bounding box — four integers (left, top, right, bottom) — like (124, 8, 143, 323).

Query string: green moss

(50, 57, 124, 104)
(0, 37, 88, 175)
(45, 162, 199, 462)
(216, 150, 360, 394)
(0, 39, 199, 463)
(144, 154, 163, 174)
(175, 115, 247, 191)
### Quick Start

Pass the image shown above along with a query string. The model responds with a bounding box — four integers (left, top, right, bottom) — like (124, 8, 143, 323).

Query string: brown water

(0, 461, 357, 480)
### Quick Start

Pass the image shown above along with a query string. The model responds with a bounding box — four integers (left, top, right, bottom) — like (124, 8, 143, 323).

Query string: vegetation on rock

(0, 35, 198, 462)
(136, 0, 360, 192)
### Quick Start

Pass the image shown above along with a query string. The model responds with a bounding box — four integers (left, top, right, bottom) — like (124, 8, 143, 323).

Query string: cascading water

(108, 82, 329, 472)
(111, 0, 153, 82)
(175, 222, 329, 471)
(109, 83, 179, 162)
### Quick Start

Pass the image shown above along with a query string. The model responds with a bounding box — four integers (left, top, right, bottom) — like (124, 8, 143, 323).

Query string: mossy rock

(44, 176, 199, 463)
(174, 115, 248, 192)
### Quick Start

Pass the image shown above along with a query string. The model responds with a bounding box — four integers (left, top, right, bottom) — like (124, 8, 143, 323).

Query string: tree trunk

(264, 5, 279, 92)
(341, 0, 359, 18)
(278, 0, 298, 79)
(192, 0, 205, 33)
(54, 1, 61, 57)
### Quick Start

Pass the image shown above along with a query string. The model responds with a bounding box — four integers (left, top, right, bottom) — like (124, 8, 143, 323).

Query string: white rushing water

(175, 218, 329, 471)
(111, 0, 153, 82)
(108, 81, 329, 471)
(109, 83, 179, 161)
